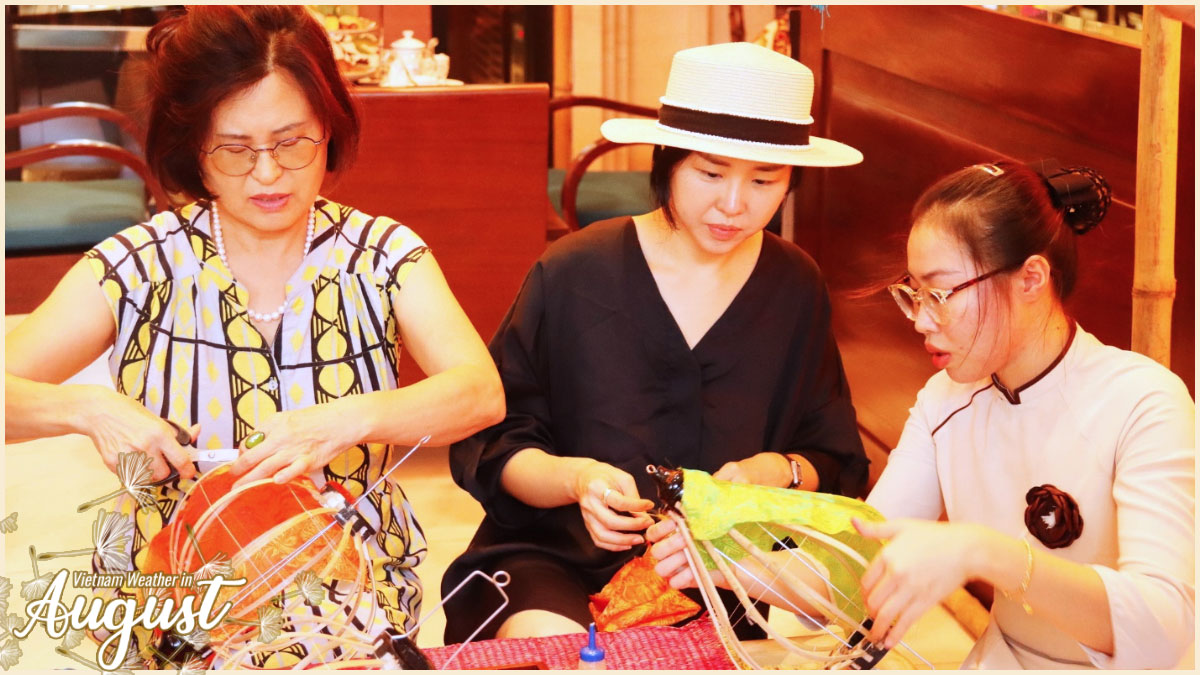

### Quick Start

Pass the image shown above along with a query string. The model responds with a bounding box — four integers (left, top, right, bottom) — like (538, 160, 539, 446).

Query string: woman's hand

(648, 518, 730, 590)
(648, 519, 692, 588)
(572, 459, 655, 552)
(81, 386, 199, 481)
(713, 451, 792, 487)
(229, 401, 359, 488)
(853, 518, 987, 649)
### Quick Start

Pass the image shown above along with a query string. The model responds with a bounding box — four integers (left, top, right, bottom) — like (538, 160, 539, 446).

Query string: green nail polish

(245, 431, 266, 448)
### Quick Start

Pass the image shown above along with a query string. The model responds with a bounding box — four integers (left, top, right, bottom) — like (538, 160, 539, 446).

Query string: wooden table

(423, 608, 973, 670)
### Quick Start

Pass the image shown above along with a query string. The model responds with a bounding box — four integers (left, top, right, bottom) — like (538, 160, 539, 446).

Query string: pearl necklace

(211, 200, 315, 323)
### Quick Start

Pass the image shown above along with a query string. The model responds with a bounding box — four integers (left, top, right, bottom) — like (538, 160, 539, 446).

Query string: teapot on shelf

(384, 30, 451, 87)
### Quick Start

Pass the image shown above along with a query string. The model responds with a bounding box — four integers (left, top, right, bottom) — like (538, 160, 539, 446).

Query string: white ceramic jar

(389, 30, 425, 80)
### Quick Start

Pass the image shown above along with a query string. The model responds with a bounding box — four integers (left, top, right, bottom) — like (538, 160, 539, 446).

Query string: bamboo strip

(670, 512, 758, 669)
(1131, 5, 1182, 366)
(701, 538, 848, 665)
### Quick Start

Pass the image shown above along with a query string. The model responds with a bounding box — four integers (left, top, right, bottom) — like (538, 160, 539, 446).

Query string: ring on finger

(602, 487, 615, 505)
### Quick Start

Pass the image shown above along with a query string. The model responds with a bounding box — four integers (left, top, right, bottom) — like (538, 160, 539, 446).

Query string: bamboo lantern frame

(1131, 6, 1182, 367)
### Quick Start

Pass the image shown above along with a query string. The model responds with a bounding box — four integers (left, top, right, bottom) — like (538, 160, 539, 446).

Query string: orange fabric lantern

(588, 551, 701, 632)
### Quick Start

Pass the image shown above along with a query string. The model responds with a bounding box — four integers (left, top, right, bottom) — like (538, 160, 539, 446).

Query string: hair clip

(976, 164, 1005, 176)
(1030, 160, 1111, 235)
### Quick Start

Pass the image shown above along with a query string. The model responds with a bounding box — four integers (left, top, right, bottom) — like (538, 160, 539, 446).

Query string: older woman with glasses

(5, 5, 502, 665)
(650, 160, 1195, 668)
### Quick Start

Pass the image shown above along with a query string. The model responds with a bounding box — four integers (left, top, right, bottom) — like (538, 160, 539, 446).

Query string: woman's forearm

(5, 373, 97, 442)
(720, 550, 835, 621)
(334, 362, 504, 449)
(973, 528, 1113, 654)
(499, 447, 597, 508)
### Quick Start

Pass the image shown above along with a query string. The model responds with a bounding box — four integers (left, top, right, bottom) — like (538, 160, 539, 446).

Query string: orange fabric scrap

(588, 551, 701, 632)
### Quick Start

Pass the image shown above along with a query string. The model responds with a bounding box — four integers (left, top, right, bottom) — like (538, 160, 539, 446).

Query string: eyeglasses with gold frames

(202, 135, 325, 177)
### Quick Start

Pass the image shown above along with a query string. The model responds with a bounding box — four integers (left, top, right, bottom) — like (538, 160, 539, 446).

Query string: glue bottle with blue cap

(577, 622, 606, 670)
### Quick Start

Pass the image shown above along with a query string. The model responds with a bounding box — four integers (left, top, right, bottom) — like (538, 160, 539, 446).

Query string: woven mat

(426, 614, 735, 670)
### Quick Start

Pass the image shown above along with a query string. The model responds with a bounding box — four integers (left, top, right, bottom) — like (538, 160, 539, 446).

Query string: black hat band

(658, 104, 811, 147)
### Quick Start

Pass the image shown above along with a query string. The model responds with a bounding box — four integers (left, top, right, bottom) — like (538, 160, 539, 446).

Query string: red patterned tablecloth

(425, 615, 736, 670)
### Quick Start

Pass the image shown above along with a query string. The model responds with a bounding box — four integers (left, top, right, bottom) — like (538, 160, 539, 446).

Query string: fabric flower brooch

(1024, 484, 1084, 549)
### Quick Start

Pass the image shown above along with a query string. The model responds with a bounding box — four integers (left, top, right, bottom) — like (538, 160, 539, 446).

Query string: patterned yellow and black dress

(84, 197, 429, 666)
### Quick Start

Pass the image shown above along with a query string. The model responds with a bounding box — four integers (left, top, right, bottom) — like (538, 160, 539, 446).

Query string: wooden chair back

(549, 95, 656, 232)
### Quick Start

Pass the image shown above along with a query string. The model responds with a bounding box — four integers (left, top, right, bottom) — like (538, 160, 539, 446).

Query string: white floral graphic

(0, 640, 21, 671)
(20, 546, 53, 601)
(192, 552, 233, 586)
(256, 605, 284, 644)
(37, 509, 134, 572)
(79, 452, 159, 512)
(294, 570, 324, 607)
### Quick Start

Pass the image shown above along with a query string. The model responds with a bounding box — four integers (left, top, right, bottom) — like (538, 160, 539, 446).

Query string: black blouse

(445, 218, 868, 587)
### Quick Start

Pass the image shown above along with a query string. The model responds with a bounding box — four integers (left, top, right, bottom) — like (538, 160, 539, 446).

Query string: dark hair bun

(1029, 160, 1111, 235)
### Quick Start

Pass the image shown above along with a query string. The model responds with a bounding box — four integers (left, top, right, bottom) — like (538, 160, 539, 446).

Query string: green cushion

(547, 168, 652, 228)
(5, 178, 147, 252)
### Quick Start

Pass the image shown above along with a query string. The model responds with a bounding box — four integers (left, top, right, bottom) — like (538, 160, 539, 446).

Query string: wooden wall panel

(356, 5, 432, 46)
(793, 6, 1194, 457)
(819, 7, 1143, 171)
(327, 84, 549, 385)
(4, 251, 80, 314)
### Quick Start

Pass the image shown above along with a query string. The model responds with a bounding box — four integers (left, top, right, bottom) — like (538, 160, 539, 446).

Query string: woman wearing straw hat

(442, 42, 870, 642)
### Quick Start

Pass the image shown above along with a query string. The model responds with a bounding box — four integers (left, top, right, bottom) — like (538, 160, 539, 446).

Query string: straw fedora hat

(601, 42, 862, 167)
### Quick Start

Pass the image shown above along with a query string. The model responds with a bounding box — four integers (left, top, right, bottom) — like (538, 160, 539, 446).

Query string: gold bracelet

(1001, 537, 1034, 615)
